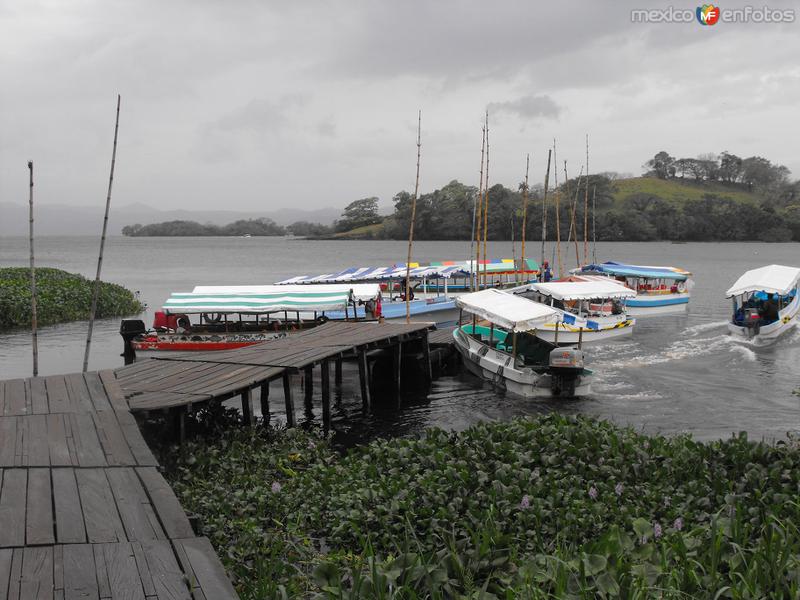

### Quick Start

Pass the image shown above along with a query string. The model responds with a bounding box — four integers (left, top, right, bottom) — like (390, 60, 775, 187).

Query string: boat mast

(553, 139, 562, 278)
(540, 149, 552, 275)
(583, 133, 590, 265)
(473, 123, 486, 291)
(481, 110, 490, 287)
(520, 153, 530, 284)
(592, 185, 597, 263)
(404, 110, 422, 323)
(566, 163, 583, 270)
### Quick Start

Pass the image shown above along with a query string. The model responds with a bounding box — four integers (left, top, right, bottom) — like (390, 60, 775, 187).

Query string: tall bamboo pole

(583, 134, 590, 265)
(473, 125, 486, 291)
(540, 149, 552, 274)
(481, 110, 490, 286)
(83, 94, 121, 372)
(405, 110, 422, 323)
(566, 164, 584, 269)
(510, 214, 516, 283)
(553, 140, 562, 278)
(592, 185, 597, 263)
(28, 161, 38, 377)
(520, 153, 530, 283)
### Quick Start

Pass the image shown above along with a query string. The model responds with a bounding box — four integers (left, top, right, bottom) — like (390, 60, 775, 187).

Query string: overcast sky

(2, 0, 798, 213)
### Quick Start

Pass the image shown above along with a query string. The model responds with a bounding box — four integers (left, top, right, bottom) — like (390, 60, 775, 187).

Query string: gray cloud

(488, 95, 561, 120)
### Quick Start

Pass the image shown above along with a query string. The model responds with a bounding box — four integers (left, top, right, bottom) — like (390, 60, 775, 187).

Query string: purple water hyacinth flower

(674, 517, 684, 531)
(615, 482, 624, 496)
(271, 481, 282, 493)
(653, 522, 663, 539)
(520, 494, 531, 509)
(589, 486, 598, 500)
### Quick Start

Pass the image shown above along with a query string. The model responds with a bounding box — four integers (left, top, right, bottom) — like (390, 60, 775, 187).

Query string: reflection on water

(1, 236, 799, 442)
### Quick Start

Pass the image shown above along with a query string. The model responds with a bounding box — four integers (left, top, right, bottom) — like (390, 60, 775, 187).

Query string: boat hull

(626, 293, 690, 316)
(132, 331, 287, 352)
(534, 319, 634, 344)
(316, 298, 460, 325)
(728, 296, 800, 344)
(453, 328, 591, 398)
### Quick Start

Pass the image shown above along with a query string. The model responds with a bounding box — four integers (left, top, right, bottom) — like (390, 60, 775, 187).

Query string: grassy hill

(610, 177, 762, 206)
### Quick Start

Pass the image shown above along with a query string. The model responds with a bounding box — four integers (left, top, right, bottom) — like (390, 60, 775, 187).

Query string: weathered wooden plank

(69, 414, 106, 467)
(0, 548, 13, 600)
(6, 549, 22, 600)
(25, 415, 50, 467)
(135, 468, 194, 540)
(43, 377, 70, 414)
(92, 545, 110, 600)
(106, 468, 163, 542)
(25, 468, 54, 545)
(4, 380, 27, 417)
(113, 411, 157, 467)
(75, 469, 126, 544)
(20, 546, 53, 600)
(52, 544, 63, 595)
(98, 370, 128, 411)
(63, 544, 97, 600)
(173, 538, 238, 600)
(83, 373, 112, 412)
(93, 412, 135, 467)
(28, 378, 49, 416)
(0, 419, 17, 467)
(64, 374, 93, 413)
(46, 415, 71, 467)
(0, 470, 27, 548)
(102, 543, 145, 600)
(52, 469, 86, 544)
(140, 540, 191, 600)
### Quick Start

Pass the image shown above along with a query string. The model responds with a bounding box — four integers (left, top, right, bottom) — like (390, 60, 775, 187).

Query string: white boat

(515, 278, 636, 344)
(726, 264, 800, 344)
(574, 262, 692, 316)
(454, 289, 592, 398)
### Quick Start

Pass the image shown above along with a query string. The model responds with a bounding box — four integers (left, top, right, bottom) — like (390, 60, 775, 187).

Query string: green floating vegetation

(168, 414, 800, 599)
(0, 267, 143, 331)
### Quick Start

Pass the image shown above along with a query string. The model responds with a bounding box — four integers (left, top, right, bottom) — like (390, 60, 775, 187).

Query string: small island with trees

(122, 150, 800, 242)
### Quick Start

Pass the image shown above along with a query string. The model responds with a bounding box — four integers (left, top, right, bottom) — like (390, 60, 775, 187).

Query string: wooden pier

(115, 321, 434, 430)
(0, 370, 238, 599)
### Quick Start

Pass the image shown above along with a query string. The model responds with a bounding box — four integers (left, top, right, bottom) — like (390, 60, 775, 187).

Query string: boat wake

(684, 320, 728, 337)
(605, 334, 756, 369)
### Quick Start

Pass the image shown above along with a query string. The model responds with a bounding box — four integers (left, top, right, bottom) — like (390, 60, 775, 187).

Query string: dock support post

(393, 341, 403, 401)
(283, 372, 296, 427)
(335, 358, 343, 389)
(321, 360, 331, 427)
(357, 349, 371, 410)
(260, 381, 270, 424)
(304, 366, 314, 416)
(172, 407, 186, 445)
(422, 333, 432, 382)
(241, 388, 252, 426)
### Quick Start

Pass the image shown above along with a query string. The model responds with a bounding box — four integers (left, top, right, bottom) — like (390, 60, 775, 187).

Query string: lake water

(1, 236, 799, 442)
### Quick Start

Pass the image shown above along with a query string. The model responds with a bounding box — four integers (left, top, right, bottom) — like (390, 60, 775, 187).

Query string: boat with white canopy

(453, 289, 592, 398)
(514, 278, 636, 344)
(726, 264, 800, 344)
(275, 258, 540, 324)
(574, 262, 692, 315)
(132, 284, 381, 351)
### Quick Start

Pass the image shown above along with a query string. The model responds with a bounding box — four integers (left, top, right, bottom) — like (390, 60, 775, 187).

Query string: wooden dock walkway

(115, 321, 434, 427)
(428, 326, 456, 348)
(0, 370, 238, 599)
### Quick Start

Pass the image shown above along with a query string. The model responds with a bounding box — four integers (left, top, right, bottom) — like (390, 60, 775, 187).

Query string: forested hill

(328, 151, 800, 242)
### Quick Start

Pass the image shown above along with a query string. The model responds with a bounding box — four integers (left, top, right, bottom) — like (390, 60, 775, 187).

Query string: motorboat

(726, 264, 800, 344)
(453, 288, 593, 398)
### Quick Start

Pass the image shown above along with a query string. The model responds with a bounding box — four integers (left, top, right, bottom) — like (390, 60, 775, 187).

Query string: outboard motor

(548, 346, 585, 397)
(120, 319, 146, 365)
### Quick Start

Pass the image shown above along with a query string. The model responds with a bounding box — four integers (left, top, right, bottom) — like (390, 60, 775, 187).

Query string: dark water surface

(1, 236, 799, 442)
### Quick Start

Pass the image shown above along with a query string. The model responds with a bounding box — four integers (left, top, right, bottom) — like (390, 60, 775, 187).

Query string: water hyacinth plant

(0, 267, 142, 330)
(166, 414, 800, 599)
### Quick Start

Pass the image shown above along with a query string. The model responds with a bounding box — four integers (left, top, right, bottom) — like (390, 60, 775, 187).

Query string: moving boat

(132, 284, 381, 351)
(726, 264, 800, 344)
(453, 289, 592, 398)
(276, 258, 540, 325)
(514, 278, 636, 344)
(574, 261, 692, 316)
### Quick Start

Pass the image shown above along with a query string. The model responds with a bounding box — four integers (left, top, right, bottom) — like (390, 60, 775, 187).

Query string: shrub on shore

(0, 267, 143, 330)
(168, 414, 800, 599)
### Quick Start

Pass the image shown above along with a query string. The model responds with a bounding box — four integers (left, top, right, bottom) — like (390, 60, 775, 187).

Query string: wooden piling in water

(27, 160, 38, 377)
(241, 388, 252, 426)
(321, 360, 331, 426)
(422, 334, 432, 382)
(334, 358, 343, 390)
(393, 342, 403, 400)
(283, 372, 295, 427)
(357, 348, 371, 409)
(260, 381, 270, 423)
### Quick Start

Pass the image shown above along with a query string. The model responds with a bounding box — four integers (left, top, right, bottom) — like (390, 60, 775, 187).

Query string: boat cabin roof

(529, 279, 636, 301)
(192, 284, 380, 302)
(577, 261, 691, 281)
(162, 284, 380, 314)
(725, 264, 800, 297)
(456, 289, 558, 333)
